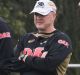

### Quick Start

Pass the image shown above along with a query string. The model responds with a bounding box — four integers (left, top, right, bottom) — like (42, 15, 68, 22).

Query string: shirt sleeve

(24, 34, 72, 73)
(0, 20, 14, 59)
(9, 34, 32, 72)
(0, 20, 14, 72)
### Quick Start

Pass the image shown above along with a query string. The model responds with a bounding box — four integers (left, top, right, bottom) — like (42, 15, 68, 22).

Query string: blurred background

(0, 0, 80, 75)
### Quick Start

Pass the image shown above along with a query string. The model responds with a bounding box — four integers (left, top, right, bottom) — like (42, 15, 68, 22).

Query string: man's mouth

(37, 21, 43, 24)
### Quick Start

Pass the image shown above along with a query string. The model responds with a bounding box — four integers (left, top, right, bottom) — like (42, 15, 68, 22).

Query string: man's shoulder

(20, 32, 36, 41)
(0, 20, 9, 32)
(22, 32, 36, 37)
(54, 30, 70, 39)
(53, 30, 72, 44)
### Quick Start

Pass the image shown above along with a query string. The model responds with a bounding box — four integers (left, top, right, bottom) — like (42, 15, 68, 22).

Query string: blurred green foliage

(0, 0, 80, 75)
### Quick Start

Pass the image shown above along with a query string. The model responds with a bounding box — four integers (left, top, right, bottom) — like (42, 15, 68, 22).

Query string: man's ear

(53, 13, 57, 25)
(53, 13, 57, 19)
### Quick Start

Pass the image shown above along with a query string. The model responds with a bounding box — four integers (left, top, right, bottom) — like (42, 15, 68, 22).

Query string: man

(0, 17, 13, 75)
(2, 0, 72, 75)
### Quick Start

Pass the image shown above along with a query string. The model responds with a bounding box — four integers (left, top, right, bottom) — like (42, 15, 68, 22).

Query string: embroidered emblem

(58, 39, 69, 48)
(36, 2, 45, 8)
(40, 40, 47, 45)
(28, 39, 35, 43)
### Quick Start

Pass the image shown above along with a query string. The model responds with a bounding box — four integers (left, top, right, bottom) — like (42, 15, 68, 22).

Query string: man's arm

(0, 19, 14, 59)
(2, 34, 32, 72)
(21, 34, 72, 73)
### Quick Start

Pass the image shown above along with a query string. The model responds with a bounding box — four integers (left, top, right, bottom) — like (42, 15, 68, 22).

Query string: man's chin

(36, 25, 45, 31)
(37, 28, 45, 32)
(36, 26, 44, 30)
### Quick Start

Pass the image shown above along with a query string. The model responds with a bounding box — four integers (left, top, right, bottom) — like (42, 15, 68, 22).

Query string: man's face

(34, 12, 56, 31)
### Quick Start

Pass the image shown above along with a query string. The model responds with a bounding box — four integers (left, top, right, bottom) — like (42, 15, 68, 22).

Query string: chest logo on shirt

(40, 40, 47, 45)
(22, 47, 48, 58)
(28, 39, 35, 43)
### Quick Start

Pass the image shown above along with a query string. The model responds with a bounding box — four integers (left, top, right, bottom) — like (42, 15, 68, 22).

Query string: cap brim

(30, 8, 51, 16)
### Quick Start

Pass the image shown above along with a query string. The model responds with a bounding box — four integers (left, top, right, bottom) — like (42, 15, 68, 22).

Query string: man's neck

(38, 27, 56, 34)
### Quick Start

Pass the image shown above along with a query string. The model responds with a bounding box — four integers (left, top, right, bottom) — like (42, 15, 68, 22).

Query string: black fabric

(0, 19, 14, 75)
(1, 30, 72, 75)
(0, 70, 10, 75)
(23, 30, 72, 74)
